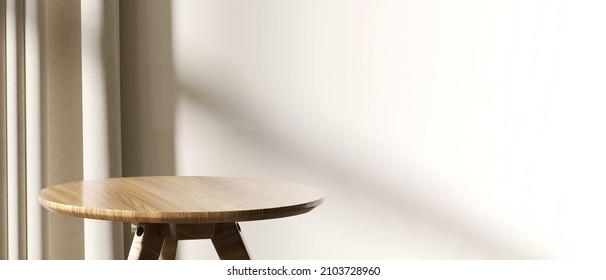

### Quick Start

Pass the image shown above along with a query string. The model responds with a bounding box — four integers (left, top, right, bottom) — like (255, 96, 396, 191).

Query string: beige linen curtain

(1, 0, 123, 260)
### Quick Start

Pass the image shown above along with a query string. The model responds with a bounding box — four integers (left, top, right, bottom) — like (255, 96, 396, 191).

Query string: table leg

(127, 223, 165, 260)
(211, 222, 251, 260)
(159, 239, 178, 260)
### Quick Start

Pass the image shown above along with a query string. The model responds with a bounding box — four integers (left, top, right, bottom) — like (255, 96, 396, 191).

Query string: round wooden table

(38, 176, 324, 260)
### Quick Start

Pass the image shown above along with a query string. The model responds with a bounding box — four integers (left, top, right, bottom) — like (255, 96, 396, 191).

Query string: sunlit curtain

(1, 0, 123, 260)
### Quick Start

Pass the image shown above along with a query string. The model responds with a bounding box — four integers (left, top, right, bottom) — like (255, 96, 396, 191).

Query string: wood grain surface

(38, 176, 324, 224)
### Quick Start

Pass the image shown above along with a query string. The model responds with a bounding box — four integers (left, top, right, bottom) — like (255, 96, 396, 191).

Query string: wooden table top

(38, 176, 324, 224)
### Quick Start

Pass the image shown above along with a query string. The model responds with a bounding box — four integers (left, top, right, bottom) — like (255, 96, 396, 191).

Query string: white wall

(121, 0, 606, 259)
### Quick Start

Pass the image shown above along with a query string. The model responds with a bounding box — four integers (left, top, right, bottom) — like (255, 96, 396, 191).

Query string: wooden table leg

(127, 224, 165, 260)
(212, 222, 251, 260)
(159, 239, 178, 260)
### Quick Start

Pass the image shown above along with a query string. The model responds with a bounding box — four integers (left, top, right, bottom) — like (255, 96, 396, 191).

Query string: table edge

(38, 195, 324, 224)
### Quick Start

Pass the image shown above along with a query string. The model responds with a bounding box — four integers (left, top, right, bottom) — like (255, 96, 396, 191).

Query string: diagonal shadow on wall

(120, 0, 552, 259)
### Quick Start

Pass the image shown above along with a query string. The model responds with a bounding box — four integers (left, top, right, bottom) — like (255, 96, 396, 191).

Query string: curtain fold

(24, 0, 48, 260)
(1, 0, 124, 260)
(81, 0, 123, 260)
(5, 0, 26, 260)
(1, 0, 9, 261)
(46, 0, 84, 260)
